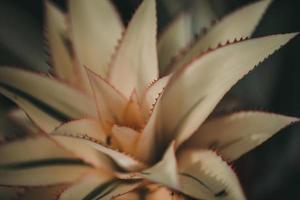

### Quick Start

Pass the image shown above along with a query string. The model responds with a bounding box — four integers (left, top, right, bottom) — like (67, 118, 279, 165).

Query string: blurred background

(0, 0, 299, 199)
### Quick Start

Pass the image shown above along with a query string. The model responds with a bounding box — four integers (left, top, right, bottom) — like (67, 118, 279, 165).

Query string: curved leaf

(146, 186, 185, 200)
(185, 111, 299, 161)
(158, 13, 192, 73)
(141, 75, 171, 120)
(69, 0, 123, 77)
(86, 69, 127, 130)
(158, 33, 298, 147)
(171, 0, 272, 71)
(59, 171, 141, 200)
(177, 149, 245, 200)
(0, 136, 75, 166)
(51, 119, 115, 168)
(0, 86, 61, 133)
(0, 67, 96, 120)
(45, 1, 84, 89)
(51, 119, 147, 172)
(109, 0, 159, 98)
(111, 125, 140, 155)
(128, 142, 178, 189)
(0, 165, 90, 187)
(8, 109, 41, 134)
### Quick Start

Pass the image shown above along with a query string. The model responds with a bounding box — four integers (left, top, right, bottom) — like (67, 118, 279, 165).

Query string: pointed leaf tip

(170, 0, 277, 72)
(158, 33, 298, 148)
(109, 0, 158, 99)
(185, 111, 299, 161)
(69, 0, 123, 78)
(45, 0, 80, 87)
(178, 149, 245, 199)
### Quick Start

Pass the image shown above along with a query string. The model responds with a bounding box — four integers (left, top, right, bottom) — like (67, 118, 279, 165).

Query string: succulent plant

(0, 0, 298, 199)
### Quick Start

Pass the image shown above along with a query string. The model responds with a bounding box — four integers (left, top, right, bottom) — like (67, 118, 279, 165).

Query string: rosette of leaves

(0, 0, 298, 199)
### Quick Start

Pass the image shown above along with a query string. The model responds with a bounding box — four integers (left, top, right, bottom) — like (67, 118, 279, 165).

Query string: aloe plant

(0, 0, 298, 199)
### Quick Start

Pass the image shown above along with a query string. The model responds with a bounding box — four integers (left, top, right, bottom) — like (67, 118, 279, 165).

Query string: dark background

(0, 0, 300, 199)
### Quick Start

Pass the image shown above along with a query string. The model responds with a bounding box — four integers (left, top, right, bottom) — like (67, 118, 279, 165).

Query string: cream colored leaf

(177, 149, 245, 200)
(87, 69, 127, 130)
(0, 67, 96, 120)
(45, 1, 83, 88)
(0, 166, 90, 186)
(122, 91, 145, 129)
(0, 86, 61, 133)
(135, 101, 161, 163)
(185, 111, 299, 161)
(172, 0, 272, 71)
(53, 134, 146, 172)
(54, 136, 115, 170)
(138, 141, 178, 189)
(0, 136, 93, 187)
(111, 125, 140, 155)
(0, 136, 75, 166)
(141, 75, 171, 120)
(109, 0, 158, 98)
(58, 171, 113, 200)
(60, 171, 141, 200)
(0, 135, 91, 186)
(158, 33, 298, 147)
(158, 13, 193, 73)
(69, 0, 123, 77)
(51, 119, 114, 168)
(53, 119, 107, 141)
(51, 119, 146, 171)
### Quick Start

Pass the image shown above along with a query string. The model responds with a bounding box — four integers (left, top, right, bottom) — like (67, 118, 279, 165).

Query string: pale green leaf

(158, 13, 193, 73)
(190, 0, 217, 35)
